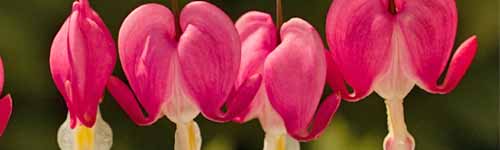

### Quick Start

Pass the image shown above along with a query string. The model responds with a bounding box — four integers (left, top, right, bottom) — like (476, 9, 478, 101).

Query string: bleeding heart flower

(325, 0, 477, 149)
(0, 57, 13, 137)
(50, 0, 115, 149)
(106, 1, 261, 149)
(232, 11, 341, 150)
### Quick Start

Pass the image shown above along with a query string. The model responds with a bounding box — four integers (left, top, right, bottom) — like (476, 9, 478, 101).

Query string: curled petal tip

(419, 35, 478, 94)
(202, 74, 262, 122)
(0, 94, 12, 136)
(107, 76, 158, 126)
(288, 94, 341, 141)
(325, 50, 370, 102)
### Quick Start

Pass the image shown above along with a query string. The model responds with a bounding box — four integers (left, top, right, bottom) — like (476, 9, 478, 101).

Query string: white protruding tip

(263, 133, 300, 150)
(57, 110, 112, 150)
(175, 121, 201, 150)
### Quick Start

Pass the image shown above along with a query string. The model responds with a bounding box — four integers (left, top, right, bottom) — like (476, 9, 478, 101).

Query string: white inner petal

(258, 89, 286, 135)
(264, 133, 300, 150)
(163, 56, 200, 124)
(374, 25, 415, 100)
(175, 121, 202, 150)
(57, 109, 112, 150)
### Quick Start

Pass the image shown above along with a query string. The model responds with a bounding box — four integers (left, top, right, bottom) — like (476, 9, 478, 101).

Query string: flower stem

(388, 0, 397, 14)
(171, 0, 181, 39)
(275, 0, 283, 30)
(383, 99, 415, 150)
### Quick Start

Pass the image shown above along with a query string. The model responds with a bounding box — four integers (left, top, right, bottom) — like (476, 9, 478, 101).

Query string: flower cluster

(44, 0, 477, 150)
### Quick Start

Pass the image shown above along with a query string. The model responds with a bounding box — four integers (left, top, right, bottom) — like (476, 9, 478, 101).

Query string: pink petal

(395, 0, 477, 94)
(264, 18, 333, 141)
(115, 4, 177, 125)
(233, 11, 277, 122)
(52, 1, 116, 127)
(325, 50, 361, 102)
(292, 94, 341, 141)
(107, 76, 159, 125)
(216, 74, 262, 122)
(413, 36, 477, 94)
(326, 0, 394, 101)
(177, 1, 241, 122)
(0, 57, 4, 94)
(0, 94, 12, 136)
(50, 17, 75, 124)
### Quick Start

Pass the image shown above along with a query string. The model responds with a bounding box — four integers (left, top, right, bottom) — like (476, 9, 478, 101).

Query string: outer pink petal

(178, 1, 241, 122)
(233, 11, 277, 122)
(216, 74, 262, 122)
(326, 0, 394, 101)
(50, 16, 71, 110)
(114, 4, 177, 125)
(50, 11, 77, 128)
(0, 94, 12, 136)
(325, 50, 360, 102)
(264, 18, 336, 141)
(65, 1, 116, 127)
(396, 0, 477, 94)
(0, 57, 4, 94)
(107, 76, 158, 125)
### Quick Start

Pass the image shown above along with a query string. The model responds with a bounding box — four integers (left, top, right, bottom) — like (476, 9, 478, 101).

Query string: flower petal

(178, 1, 241, 122)
(395, 0, 477, 94)
(324, 50, 362, 102)
(0, 94, 12, 136)
(233, 11, 277, 122)
(0, 57, 4, 94)
(50, 17, 76, 127)
(264, 18, 336, 141)
(326, 0, 394, 101)
(115, 4, 177, 125)
(106, 76, 159, 125)
(414, 36, 477, 94)
(65, 1, 116, 127)
(174, 121, 201, 150)
(221, 74, 262, 122)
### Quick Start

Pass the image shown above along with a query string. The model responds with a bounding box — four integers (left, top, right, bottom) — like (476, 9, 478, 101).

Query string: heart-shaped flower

(325, 0, 477, 149)
(233, 11, 341, 150)
(106, 1, 261, 149)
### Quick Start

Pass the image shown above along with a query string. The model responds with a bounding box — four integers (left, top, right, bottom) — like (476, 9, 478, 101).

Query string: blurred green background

(0, 0, 497, 149)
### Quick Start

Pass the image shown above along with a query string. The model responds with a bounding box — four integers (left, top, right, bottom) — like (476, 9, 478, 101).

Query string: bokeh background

(0, 0, 498, 149)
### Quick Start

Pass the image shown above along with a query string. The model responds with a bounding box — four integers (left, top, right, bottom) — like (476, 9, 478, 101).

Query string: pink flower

(50, 0, 115, 149)
(325, 0, 477, 149)
(106, 1, 261, 149)
(232, 11, 341, 149)
(0, 58, 12, 137)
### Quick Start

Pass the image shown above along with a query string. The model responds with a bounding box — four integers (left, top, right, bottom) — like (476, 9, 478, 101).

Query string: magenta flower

(50, 0, 115, 149)
(106, 1, 261, 149)
(0, 58, 12, 137)
(325, 0, 478, 149)
(232, 10, 341, 149)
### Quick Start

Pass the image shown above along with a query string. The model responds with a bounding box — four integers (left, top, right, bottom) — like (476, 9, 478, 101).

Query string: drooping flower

(232, 9, 341, 150)
(50, 0, 115, 149)
(325, 0, 477, 149)
(0, 57, 12, 137)
(106, 1, 261, 149)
